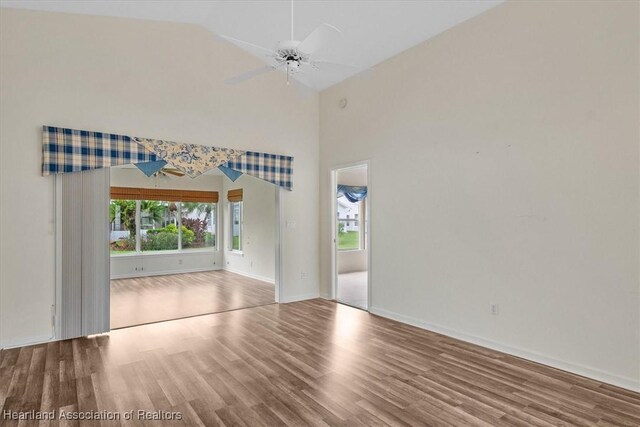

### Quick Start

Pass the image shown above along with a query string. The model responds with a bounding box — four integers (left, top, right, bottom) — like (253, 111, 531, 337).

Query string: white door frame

(330, 160, 371, 311)
(274, 187, 283, 303)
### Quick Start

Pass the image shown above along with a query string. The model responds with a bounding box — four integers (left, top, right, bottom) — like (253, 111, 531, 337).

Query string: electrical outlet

(300, 271, 308, 279)
(490, 303, 499, 315)
(178, 259, 183, 265)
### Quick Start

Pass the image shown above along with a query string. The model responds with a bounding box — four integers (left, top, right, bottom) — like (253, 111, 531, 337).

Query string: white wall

(222, 174, 276, 283)
(0, 8, 319, 348)
(320, 1, 640, 390)
(337, 250, 367, 275)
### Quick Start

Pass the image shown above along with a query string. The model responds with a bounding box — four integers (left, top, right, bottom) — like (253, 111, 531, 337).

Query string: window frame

(109, 198, 219, 256)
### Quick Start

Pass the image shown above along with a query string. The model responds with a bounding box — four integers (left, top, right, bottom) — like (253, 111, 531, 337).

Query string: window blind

(227, 188, 243, 202)
(110, 187, 218, 203)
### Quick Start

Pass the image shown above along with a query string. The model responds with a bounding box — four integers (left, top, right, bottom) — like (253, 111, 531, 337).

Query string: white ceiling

(0, 0, 503, 90)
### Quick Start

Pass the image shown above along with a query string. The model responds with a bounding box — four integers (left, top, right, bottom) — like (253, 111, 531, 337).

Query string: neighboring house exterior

(337, 197, 360, 232)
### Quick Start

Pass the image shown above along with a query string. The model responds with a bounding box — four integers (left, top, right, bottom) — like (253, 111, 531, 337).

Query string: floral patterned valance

(42, 126, 293, 190)
(132, 137, 245, 178)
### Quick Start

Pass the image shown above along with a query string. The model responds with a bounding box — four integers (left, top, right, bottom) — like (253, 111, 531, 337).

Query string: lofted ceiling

(0, 0, 503, 90)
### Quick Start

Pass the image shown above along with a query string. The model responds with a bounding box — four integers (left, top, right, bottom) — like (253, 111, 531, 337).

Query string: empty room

(109, 164, 276, 329)
(1, 1, 639, 426)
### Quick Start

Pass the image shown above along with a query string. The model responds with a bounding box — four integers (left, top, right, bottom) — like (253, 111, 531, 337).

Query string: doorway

(108, 165, 278, 328)
(332, 163, 369, 310)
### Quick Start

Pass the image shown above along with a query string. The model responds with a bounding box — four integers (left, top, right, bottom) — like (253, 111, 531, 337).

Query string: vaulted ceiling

(0, 1, 503, 90)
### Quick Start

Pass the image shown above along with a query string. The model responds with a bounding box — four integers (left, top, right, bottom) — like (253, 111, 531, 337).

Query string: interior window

(109, 199, 136, 254)
(337, 198, 362, 251)
(230, 201, 243, 251)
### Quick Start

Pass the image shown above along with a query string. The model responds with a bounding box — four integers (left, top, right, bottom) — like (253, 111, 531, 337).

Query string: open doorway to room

(109, 164, 276, 329)
(333, 163, 369, 310)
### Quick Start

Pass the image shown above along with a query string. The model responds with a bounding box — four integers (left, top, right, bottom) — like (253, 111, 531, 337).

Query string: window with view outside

(337, 197, 362, 251)
(230, 201, 242, 251)
(181, 202, 216, 250)
(110, 199, 136, 254)
(140, 201, 178, 252)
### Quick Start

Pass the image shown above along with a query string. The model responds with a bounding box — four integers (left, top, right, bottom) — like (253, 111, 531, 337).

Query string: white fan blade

(217, 34, 278, 57)
(225, 66, 275, 84)
(296, 23, 341, 55)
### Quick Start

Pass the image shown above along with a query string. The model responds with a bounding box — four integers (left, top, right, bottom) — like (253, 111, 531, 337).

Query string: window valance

(42, 126, 293, 190)
(337, 184, 368, 203)
(110, 187, 218, 203)
(227, 189, 243, 202)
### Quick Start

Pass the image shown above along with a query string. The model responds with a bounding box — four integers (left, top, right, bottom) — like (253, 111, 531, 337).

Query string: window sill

(110, 248, 217, 257)
(228, 250, 244, 256)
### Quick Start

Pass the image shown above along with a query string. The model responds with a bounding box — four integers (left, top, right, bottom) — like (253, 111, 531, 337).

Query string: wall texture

(0, 8, 319, 348)
(320, 1, 639, 390)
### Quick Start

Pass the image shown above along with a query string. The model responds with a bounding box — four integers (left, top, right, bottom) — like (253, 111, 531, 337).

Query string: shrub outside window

(181, 202, 216, 250)
(141, 201, 178, 252)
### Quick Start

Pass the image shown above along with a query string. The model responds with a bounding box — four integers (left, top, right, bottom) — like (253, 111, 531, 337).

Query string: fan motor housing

(275, 40, 309, 72)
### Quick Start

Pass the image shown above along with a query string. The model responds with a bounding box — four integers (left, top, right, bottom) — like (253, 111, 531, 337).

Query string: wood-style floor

(110, 270, 275, 329)
(1, 299, 639, 426)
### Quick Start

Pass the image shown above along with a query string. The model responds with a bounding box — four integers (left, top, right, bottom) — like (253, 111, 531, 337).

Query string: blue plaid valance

(224, 151, 293, 190)
(42, 126, 293, 190)
(42, 126, 158, 174)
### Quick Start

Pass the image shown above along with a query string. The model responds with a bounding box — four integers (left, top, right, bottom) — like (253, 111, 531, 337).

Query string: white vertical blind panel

(60, 172, 83, 339)
(81, 168, 110, 335)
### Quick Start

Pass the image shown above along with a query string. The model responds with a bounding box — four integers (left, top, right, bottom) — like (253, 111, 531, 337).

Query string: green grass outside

(232, 235, 241, 250)
(338, 231, 360, 250)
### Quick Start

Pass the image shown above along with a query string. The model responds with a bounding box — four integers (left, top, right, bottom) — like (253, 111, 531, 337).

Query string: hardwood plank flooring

(1, 299, 638, 426)
(110, 270, 274, 329)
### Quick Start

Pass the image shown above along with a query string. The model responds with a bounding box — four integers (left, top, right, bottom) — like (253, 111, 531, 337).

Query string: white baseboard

(110, 266, 221, 280)
(223, 267, 275, 284)
(281, 292, 320, 304)
(369, 306, 640, 393)
(0, 333, 54, 350)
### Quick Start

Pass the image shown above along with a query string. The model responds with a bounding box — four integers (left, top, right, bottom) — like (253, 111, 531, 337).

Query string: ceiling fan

(220, 0, 360, 87)
(155, 167, 185, 178)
